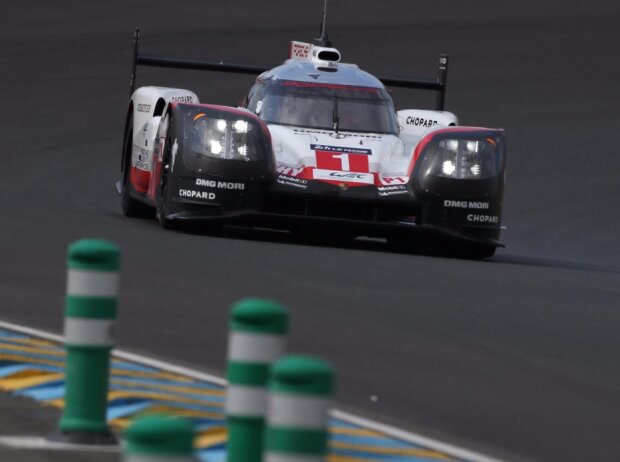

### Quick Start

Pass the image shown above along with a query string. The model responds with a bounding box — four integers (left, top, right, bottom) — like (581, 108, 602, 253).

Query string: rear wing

(129, 29, 450, 111)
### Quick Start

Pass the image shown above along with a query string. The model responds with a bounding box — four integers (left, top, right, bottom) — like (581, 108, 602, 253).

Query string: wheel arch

(153, 97, 166, 117)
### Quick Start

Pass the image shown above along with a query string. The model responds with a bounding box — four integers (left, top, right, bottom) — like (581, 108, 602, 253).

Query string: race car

(119, 30, 506, 258)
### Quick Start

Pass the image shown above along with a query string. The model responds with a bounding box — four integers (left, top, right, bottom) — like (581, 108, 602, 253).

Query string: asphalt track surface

(1, 1, 619, 461)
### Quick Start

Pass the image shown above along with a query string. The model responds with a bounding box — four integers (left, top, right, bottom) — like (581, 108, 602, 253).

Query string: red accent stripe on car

(129, 166, 150, 193)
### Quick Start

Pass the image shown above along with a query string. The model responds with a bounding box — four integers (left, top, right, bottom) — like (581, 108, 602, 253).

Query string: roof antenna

(315, 0, 332, 47)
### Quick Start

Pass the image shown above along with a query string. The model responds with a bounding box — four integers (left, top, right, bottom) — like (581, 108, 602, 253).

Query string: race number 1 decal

(312, 144, 371, 173)
(333, 153, 350, 171)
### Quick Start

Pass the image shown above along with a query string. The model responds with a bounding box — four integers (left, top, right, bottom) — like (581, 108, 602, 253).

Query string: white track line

(0, 320, 226, 386)
(0, 319, 504, 462)
(0, 436, 119, 452)
(331, 410, 504, 462)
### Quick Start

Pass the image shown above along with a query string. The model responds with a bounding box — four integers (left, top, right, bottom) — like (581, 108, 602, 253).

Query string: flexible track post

(264, 355, 334, 462)
(50, 239, 121, 445)
(123, 415, 196, 461)
(226, 299, 289, 462)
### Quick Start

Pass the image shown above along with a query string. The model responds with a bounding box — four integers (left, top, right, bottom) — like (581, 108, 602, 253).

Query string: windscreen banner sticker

(294, 128, 383, 140)
(312, 144, 371, 178)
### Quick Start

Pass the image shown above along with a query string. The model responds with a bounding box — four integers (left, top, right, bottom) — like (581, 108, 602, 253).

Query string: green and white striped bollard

(123, 415, 196, 461)
(226, 298, 288, 462)
(52, 239, 120, 445)
(264, 355, 334, 462)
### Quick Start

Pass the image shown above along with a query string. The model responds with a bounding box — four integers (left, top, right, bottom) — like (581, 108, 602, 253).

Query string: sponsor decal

(135, 148, 151, 170)
(293, 128, 382, 140)
(137, 103, 151, 113)
(406, 116, 438, 128)
(277, 166, 304, 177)
(311, 144, 371, 155)
(195, 179, 245, 190)
(467, 214, 499, 224)
(313, 144, 371, 177)
(377, 185, 408, 196)
(444, 200, 490, 209)
(277, 175, 308, 189)
(379, 176, 408, 185)
(171, 95, 194, 103)
(281, 81, 380, 94)
(313, 169, 374, 184)
(178, 189, 216, 200)
(289, 41, 312, 59)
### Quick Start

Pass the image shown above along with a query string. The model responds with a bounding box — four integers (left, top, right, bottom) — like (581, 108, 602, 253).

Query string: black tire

(388, 234, 495, 259)
(452, 244, 496, 260)
(156, 140, 175, 229)
(435, 241, 496, 260)
(292, 226, 351, 247)
(196, 221, 222, 235)
(121, 113, 153, 218)
(387, 233, 430, 254)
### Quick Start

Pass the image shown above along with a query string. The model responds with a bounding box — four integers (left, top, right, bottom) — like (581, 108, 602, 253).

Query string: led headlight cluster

(428, 138, 498, 179)
(191, 117, 258, 161)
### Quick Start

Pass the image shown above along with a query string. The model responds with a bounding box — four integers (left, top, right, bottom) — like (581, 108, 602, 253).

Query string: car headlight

(426, 138, 498, 179)
(191, 116, 260, 161)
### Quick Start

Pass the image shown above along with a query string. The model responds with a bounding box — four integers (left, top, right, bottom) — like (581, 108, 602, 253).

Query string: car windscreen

(255, 80, 399, 135)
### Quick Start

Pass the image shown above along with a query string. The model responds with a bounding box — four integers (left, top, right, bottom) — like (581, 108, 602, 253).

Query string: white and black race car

(119, 31, 506, 258)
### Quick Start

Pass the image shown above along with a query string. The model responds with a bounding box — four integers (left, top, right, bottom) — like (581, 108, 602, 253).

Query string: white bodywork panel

(130, 86, 199, 174)
(127, 86, 460, 190)
(268, 109, 459, 186)
(397, 109, 458, 136)
(133, 116, 161, 172)
(269, 125, 410, 185)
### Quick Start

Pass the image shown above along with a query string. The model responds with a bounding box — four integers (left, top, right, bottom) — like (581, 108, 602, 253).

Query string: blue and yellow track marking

(0, 328, 466, 462)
